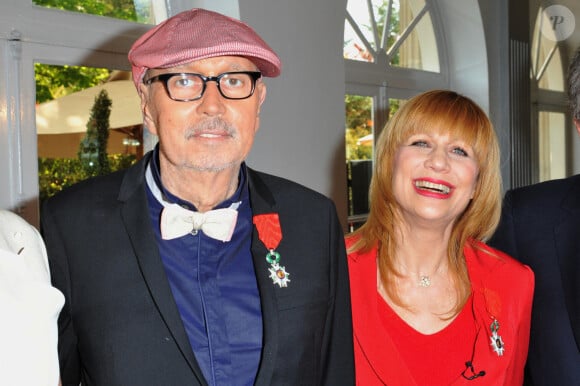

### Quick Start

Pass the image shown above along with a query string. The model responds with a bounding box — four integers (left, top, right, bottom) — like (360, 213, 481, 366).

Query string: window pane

(344, 0, 439, 72)
(346, 94, 374, 230)
(344, 19, 374, 62)
(395, 11, 439, 72)
(36, 64, 142, 201)
(538, 111, 566, 181)
(531, 7, 565, 91)
(345, 95, 405, 231)
(32, 0, 164, 24)
(344, 0, 380, 62)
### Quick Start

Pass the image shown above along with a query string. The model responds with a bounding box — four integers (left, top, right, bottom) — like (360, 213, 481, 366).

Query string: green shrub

(38, 153, 137, 202)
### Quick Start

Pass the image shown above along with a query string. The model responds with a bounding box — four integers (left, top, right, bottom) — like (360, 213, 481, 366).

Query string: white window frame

(0, 1, 153, 224)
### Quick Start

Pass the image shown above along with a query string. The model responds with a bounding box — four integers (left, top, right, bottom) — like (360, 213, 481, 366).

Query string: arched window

(344, 0, 439, 71)
(343, 0, 446, 229)
(530, 5, 570, 182)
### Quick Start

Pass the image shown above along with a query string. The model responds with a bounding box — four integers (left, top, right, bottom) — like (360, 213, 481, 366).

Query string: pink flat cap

(128, 8, 281, 88)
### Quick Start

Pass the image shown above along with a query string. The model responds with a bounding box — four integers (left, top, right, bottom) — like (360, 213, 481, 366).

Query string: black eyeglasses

(144, 71, 262, 101)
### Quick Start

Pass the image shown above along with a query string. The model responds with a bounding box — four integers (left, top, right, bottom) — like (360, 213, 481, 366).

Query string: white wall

(240, 0, 349, 226)
(439, 0, 489, 113)
(478, 0, 512, 190)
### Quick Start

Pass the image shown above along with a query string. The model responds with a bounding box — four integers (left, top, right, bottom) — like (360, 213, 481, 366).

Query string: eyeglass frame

(143, 71, 262, 102)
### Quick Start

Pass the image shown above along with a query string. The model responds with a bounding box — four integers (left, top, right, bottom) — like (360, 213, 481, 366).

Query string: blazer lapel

(468, 283, 506, 384)
(463, 243, 517, 385)
(348, 248, 417, 385)
(118, 154, 208, 385)
(555, 179, 580, 346)
(247, 169, 280, 386)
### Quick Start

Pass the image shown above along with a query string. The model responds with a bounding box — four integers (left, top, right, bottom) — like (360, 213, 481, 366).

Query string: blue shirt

(145, 148, 263, 386)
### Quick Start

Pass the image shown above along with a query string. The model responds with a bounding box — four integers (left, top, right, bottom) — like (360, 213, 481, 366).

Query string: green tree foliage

(345, 95, 373, 160)
(388, 98, 401, 120)
(38, 157, 85, 201)
(375, 0, 400, 65)
(39, 154, 136, 201)
(32, 0, 146, 22)
(35, 64, 110, 104)
(345, 95, 403, 161)
(79, 90, 112, 177)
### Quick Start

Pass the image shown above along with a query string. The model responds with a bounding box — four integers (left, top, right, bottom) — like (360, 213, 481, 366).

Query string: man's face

(139, 56, 266, 173)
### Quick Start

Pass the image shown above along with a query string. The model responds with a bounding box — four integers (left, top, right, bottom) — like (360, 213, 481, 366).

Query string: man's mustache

(185, 118, 236, 138)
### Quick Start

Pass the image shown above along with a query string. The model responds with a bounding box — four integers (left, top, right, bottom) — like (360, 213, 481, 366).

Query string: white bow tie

(160, 204, 238, 242)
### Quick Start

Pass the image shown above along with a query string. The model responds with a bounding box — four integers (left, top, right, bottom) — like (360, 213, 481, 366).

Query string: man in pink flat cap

(41, 8, 354, 386)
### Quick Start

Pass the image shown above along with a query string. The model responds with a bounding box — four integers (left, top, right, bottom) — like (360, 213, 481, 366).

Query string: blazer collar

(348, 248, 417, 385)
(463, 242, 510, 384)
(559, 174, 580, 213)
(553, 177, 580, 346)
(246, 168, 281, 386)
(118, 152, 208, 385)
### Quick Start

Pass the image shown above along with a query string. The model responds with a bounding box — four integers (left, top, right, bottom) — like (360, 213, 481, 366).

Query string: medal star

(269, 263, 291, 287)
(490, 331, 505, 356)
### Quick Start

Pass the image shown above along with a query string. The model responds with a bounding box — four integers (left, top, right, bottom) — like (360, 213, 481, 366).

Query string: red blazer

(347, 239, 534, 385)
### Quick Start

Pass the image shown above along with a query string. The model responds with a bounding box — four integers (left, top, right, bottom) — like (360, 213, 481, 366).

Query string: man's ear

(257, 81, 267, 109)
(575, 118, 580, 136)
(138, 83, 157, 136)
(252, 82, 267, 133)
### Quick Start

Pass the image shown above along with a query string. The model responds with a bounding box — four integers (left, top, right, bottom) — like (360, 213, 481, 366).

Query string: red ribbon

(253, 213, 282, 250)
(482, 287, 502, 318)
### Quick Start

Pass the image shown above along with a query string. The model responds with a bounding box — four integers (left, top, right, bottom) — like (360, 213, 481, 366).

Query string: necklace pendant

(419, 275, 431, 287)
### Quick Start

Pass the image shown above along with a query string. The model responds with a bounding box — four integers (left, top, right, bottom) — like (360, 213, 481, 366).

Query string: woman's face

(391, 130, 479, 229)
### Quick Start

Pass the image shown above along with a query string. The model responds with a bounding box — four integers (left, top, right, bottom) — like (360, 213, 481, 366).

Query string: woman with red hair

(347, 90, 533, 385)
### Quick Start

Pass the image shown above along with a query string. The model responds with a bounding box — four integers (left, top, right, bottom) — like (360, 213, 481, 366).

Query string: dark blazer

(41, 152, 354, 386)
(489, 175, 580, 386)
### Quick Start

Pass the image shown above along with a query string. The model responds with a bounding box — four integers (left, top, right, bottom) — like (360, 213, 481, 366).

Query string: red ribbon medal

(253, 213, 290, 288)
(482, 288, 505, 356)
